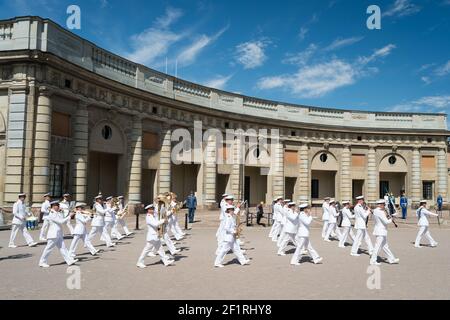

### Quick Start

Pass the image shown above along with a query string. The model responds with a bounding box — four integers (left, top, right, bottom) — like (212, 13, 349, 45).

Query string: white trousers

(9, 223, 34, 246)
(321, 220, 329, 238)
(113, 219, 131, 236)
(69, 234, 97, 255)
(87, 226, 112, 247)
(268, 219, 278, 238)
(339, 226, 355, 247)
(415, 226, 437, 247)
(324, 222, 342, 240)
(168, 221, 184, 240)
(370, 235, 396, 264)
(351, 229, 374, 254)
(66, 219, 74, 235)
(270, 221, 281, 241)
(39, 237, 72, 265)
(215, 239, 247, 265)
(39, 219, 49, 239)
(137, 240, 169, 265)
(163, 232, 177, 254)
(291, 236, 320, 264)
(276, 224, 286, 247)
(278, 232, 297, 253)
(100, 221, 115, 246)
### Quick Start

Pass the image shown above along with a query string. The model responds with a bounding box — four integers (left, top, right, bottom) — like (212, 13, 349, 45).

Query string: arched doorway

(379, 153, 407, 200)
(311, 151, 338, 201)
(87, 120, 126, 201)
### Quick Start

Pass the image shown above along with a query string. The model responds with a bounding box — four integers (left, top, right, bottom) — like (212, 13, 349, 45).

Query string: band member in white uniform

(39, 193, 51, 241)
(276, 199, 291, 247)
(167, 198, 185, 241)
(68, 202, 98, 257)
(321, 197, 330, 239)
(351, 196, 374, 256)
(414, 200, 439, 248)
(87, 195, 115, 248)
(9, 193, 38, 248)
(59, 193, 74, 235)
(137, 204, 174, 268)
(277, 202, 298, 255)
(324, 199, 342, 242)
(111, 196, 133, 238)
(270, 197, 284, 242)
(38, 201, 77, 267)
(216, 194, 229, 245)
(339, 200, 356, 248)
(101, 196, 122, 241)
(291, 203, 323, 265)
(214, 205, 250, 268)
(370, 199, 399, 265)
(156, 204, 180, 256)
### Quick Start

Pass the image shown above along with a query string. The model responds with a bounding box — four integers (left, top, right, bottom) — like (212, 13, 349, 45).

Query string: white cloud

(125, 8, 185, 66)
(414, 96, 450, 108)
(176, 26, 228, 66)
(421, 76, 431, 85)
(391, 95, 450, 112)
(434, 60, 450, 76)
(203, 74, 233, 90)
(384, 0, 421, 17)
(235, 40, 268, 69)
(282, 44, 317, 66)
(258, 44, 395, 98)
(324, 36, 364, 51)
(298, 27, 308, 40)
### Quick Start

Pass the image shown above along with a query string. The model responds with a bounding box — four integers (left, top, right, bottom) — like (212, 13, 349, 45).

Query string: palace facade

(0, 17, 449, 218)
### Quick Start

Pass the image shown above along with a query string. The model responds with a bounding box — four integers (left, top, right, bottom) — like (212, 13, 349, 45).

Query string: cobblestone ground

(0, 209, 449, 300)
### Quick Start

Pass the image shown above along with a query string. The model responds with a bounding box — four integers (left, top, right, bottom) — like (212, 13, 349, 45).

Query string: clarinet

(385, 208, 398, 228)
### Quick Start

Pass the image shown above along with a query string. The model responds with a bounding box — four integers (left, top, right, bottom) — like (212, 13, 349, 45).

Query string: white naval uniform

(167, 200, 185, 240)
(59, 200, 74, 235)
(87, 202, 114, 247)
(414, 206, 438, 247)
(154, 206, 178, 255)
(339, 207, 356, 247)
(38, 210, 73, 265)
(9, 199, 35, 246)
(39, 200, 51, 240)
(137, 212, 172, 266)
(370, 208, 397, 264)
(111, 202, 132, 238)
(215, 211, 247, 266)
(324, 205, 342, 241)
(277, 208, 299, 254)
(321, 201, 330, 239)
(291, 212, 320, 265)
(101, 203, 117, 241)
(276, 205, 289, 247)
(351, 203, 374, 255)
(216, 200, 227, 243)
(270, 202, 283, 241)
(68, 212, 97, 256)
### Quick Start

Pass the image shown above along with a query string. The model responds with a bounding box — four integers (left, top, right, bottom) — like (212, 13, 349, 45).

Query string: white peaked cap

(145, 204, 155, 210)
(419, 200, 427, 204)
(329, 199, 336, 203)
(288, 201, 296, 206)
(94, 195, 102, 200)
(376, 199, 385, 204)
(222, 193, 228, 197)
(299, 203, 309, 209)
(75, 202, 86, 208)
(342, 200, 350, 205)
(356, 195, 364, 200)
(225, 195, 234, 200)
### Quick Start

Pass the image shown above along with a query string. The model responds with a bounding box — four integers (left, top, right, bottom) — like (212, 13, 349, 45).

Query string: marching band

(3, 190, 444, 269)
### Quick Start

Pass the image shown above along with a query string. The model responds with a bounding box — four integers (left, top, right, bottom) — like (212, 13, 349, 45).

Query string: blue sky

(1, 0, 450, 118)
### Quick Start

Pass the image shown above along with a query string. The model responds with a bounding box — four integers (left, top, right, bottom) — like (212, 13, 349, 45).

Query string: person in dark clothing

(256, 202, 266, 227)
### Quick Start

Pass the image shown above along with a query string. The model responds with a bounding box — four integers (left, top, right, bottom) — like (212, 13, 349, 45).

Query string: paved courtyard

(0, 211, 449, 300)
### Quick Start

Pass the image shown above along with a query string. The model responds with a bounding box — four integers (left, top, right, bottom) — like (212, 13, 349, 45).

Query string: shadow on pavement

(0, 253, 33, 261)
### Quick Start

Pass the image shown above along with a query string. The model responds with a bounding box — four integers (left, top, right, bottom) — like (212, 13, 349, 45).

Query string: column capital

(37, 86, 54, 97)
(77, 100, 89, 109)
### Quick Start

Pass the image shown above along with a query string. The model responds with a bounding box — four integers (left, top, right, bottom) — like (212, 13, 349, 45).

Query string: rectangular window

(49, 164, 64, 198)
(422, 181, 433, 200)
(142, 132, 159, 150)
(380, 181, 389, 198)
(421, 155, 436, 169)
(351, 154, 366, 167)
(51, 112, 71, 137)
(284, 150, 298, 165)
(311, 179, 319, 199)
(219, 143, 228, 161)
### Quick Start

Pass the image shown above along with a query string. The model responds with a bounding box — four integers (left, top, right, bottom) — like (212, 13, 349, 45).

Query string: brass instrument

(117, 203, 129, 219)
(155, 192, 173, 238)
(235, 200, 247, 239)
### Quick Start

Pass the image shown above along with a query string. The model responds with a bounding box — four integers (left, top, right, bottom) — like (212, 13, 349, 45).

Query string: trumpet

(155, 192, 172, 238)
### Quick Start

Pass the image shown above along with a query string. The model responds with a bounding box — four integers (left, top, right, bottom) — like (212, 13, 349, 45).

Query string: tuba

(155, 192, 172, 238)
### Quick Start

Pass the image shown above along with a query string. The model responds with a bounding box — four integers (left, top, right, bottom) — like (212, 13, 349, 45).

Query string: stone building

(0, 17, 448, 217)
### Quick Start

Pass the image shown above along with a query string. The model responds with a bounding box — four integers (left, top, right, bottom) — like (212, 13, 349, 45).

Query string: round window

(253, 147, 261, 159)
(319, 153, 328, 163)
(388, 155, 397, 165)
(102, 125, 112, 140)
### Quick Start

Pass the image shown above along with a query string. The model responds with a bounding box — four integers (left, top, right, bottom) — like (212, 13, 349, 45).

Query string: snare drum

(26, 216, 38, 230)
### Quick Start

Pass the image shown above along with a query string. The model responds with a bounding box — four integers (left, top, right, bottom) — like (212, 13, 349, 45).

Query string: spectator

(185, 191, 197, 223)
(437, 194, 443, 212)
(256, 202, 266, 227)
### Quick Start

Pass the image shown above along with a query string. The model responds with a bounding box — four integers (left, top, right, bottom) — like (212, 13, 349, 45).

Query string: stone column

(3, 86, 28, 205)
(340, 144, 352, 201)
(203, 133, 217, 207)
(437, 147, 447, 201)
(366, 146, 377, 204)
(271, 136, 284, 199)
(31, 88, 52, 205)
(230, 136, 244, 199)
(411, 147, 421, 204)
(297, 143, 309, 203)
(158, 126, 171, 194)
(71, 102, 89, 203)
(128, 116, 142, 204)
